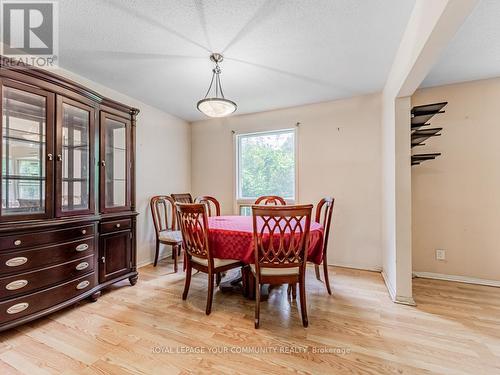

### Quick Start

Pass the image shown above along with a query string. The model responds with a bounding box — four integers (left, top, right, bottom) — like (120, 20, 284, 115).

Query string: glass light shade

(197, 98, 237, 118)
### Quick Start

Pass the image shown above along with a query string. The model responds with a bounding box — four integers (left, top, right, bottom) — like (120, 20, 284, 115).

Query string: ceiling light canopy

(197, 53, 237, 118)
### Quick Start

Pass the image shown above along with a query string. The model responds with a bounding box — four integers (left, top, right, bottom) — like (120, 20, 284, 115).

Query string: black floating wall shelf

(411, 102, 447, 115)
(411, 112, 444, 126)
(411, 122, 431, 130)
(411, 128, 442, 147)
(411, 153, 441, 165)
(411, 101, 447, 166)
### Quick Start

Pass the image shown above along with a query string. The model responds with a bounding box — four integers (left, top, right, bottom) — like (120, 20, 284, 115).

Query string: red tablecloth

(208, 216, 324, 265)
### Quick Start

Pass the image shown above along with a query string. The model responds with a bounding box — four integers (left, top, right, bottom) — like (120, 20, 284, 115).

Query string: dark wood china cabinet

(0, 58, 139, 331)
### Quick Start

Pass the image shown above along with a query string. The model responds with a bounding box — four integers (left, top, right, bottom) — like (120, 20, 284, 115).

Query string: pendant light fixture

(197, 53, 237, 118)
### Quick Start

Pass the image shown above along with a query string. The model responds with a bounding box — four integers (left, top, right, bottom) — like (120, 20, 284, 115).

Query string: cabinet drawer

(0, 237, 95, 275)
(0, 273, 95, 324)
(0, 255, 95, 300)
(0, 225, 94, 252)
(100, 219, 131, 234)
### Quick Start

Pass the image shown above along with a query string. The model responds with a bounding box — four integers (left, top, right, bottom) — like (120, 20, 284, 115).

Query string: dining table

(207, 215, 325, 298)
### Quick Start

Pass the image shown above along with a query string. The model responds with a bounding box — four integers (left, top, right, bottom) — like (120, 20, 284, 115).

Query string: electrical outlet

(436, 249, 446, 261)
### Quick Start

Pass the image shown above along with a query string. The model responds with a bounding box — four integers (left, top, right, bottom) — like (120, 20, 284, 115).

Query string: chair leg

(183, 247, 187, 272)
(299, 274, 308, 327)
(153, 240, 160, 267)
(173, 245, 178, 273)
(314, 264, 321, 281)
(206, 273, 214, 315)
(254, 280, 261, 329)
(323, 260, 332, 295)
(182, 260, 192, 300)
(216, 272, 221, 286)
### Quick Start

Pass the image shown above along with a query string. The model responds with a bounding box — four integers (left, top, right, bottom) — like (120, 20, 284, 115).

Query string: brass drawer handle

(6, 302, 29, 314)
(81, 229, 87, 235)
(76, 243, 89, 252)
(75, 262, 89, 271)
(6, 279, 28, 291)
(115, 223, 121, 228)
(5, 257, 28, 267)
(14, 239, 21, 246)
(76, 280, 90, 290)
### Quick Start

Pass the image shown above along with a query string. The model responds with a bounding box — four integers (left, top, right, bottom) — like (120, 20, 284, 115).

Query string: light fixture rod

(204, 59, 226, 100)
(217, 72, 225, 99)
(215, 67, 220, 98)
(204, 71, 216, 99)
(197, 52, 237, 118)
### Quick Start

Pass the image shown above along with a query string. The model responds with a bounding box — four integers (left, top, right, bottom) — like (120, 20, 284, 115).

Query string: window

(236, 129, 296, 214)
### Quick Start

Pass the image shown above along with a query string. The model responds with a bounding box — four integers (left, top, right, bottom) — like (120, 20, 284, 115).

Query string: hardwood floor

(1, 260, 499, 374)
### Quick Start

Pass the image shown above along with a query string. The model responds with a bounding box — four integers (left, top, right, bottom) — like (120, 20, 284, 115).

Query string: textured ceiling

(59, 0, 415, 121)
(422, 0, 499, 88)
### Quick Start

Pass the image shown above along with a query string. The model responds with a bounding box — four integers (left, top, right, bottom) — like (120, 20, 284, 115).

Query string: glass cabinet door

(100, 112, 130, 212)
(1, 81, 54, 220)
(55, 96, 95, 216)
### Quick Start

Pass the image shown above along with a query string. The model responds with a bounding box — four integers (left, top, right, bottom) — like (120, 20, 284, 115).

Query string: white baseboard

(381, 271, 416, 306)
(394, 295, 416, 306)
(139, 256, 382, 273)
(329, 261, 382, 272)
(413, 271, 500, 288)
(137, 259, 153, 268)
(381, 271, 396, 300)
(138, 256, 419, 305)
(137, 248, 176, 269)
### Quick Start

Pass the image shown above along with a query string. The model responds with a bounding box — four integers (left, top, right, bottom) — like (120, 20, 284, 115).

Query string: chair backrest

(252, 205, 312, 272)
(254, 195, 286, 205)
(194, 196, 221, 217)
(315, 197, 334, 250)
(150, 195, 176, 236)
(171, 193, 194, 203)
(175, 203, 211, 261)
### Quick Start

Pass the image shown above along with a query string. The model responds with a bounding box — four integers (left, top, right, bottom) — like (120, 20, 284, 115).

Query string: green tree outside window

(239, 130, 295, 199)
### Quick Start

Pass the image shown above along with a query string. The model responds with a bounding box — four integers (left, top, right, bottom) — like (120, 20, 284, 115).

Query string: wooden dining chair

(254, 195, 286, 205)
(194, 196, 221, 216)
(171, 193, 194, 203)
(251, 204, 313, 328)
(176, 203, 242, 315)
(315, 197, 335, 294)
(150, 196, 183, 271)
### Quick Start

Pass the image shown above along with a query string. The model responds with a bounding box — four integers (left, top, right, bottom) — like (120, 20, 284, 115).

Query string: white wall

(53, 68, 191, 266)
(381, 94, 413, 303)
(412, 78, 500, 282)
(191, 95, 382, 271)
(380, 0, 477, 304)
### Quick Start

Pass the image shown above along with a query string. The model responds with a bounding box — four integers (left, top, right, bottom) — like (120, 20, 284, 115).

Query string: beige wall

(412, 78, 500, 281)
(191, 94, 382, 271)
(53, 68, 191, 267)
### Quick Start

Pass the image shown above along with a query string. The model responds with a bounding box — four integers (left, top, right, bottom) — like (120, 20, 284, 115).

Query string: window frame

(234, 128, 298, 214)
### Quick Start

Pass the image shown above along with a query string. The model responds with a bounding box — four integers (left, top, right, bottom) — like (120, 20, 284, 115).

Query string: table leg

(219, 266, 271, 301)
(219, 268, 244, 294)
(241, 265, 254, 299)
